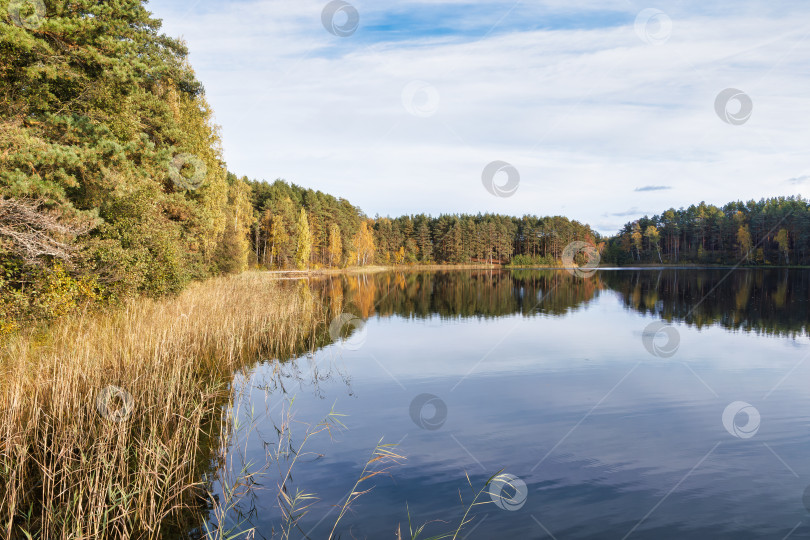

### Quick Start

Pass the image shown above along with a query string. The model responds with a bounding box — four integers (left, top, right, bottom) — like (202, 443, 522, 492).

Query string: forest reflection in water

(194, 268, 810, 539)
(314, 268, 810, 339)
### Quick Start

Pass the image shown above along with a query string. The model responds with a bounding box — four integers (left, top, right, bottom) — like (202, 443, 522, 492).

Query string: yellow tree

(644, 225, 662, 263)
(174, 86, 229, 270)
(216, 176, 254, 273)
(328, 223, 342, 267)
(736, 224, 752, 261)
(630, 222, 643, 261)
(775, 228, 789, 264)
(295, 208, 312, 270)
(353, 221, 376, 266)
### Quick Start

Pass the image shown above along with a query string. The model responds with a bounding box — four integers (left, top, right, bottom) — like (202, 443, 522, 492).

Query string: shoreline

(256, 263, 810, 276)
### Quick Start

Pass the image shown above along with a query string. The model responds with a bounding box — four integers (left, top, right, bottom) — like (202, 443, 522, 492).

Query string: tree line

(603, 197, 810, 266)
(246, 179, 602, 269)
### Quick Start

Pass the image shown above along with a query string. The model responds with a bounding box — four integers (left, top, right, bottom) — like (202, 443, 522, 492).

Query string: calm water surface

(213, 269, 810, 539)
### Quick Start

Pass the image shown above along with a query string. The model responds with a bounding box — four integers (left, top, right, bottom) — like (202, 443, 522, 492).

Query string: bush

(508, 254, 555, 267)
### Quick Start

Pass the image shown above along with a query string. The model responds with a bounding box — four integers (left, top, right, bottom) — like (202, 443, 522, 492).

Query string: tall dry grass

(0, 272, 323, 539)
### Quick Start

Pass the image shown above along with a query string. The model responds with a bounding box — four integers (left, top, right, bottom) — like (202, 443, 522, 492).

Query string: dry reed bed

(0, 272, 322, 539)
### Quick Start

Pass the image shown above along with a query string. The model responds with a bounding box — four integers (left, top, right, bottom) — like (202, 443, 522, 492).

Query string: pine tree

(0, 0, 256, 310)
(416, 222, 433, 262)
(270, 215, 288, 268)
(644, 226, 662, 263)
(631, 223, 643, 261)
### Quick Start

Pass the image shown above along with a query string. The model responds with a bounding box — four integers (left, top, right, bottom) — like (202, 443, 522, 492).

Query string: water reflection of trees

(601, 269, 810, 337)
(318, 270, 604, 322)
(316, 269, 810, 339)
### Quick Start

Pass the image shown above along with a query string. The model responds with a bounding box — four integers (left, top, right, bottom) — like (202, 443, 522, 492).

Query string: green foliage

(248, 179, 362, 269)
(0, 0, 256, 325)
(247, 179, 602, 269)
(507, 254, 555, 267)
(0, 258, 99, 334)
(215, 174, 254, 274)
(605, 196, 810, 266)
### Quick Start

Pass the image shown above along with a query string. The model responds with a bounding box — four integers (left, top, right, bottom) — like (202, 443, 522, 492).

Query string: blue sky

(149, 0, 810, 235)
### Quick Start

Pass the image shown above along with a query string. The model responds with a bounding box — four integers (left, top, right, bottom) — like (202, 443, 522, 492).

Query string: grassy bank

(0, 272, 323, 539)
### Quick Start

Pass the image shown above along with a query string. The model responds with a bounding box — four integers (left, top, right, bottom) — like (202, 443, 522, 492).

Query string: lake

(208, 269, 810, 539)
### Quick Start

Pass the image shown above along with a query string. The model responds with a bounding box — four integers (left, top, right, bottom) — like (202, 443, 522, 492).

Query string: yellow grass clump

(0, 272, 323, 539)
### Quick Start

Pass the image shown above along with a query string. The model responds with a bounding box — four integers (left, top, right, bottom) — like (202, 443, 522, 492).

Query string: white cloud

(150, 0, 810, 235)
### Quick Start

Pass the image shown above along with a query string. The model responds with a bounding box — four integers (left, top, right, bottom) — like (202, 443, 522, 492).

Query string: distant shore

(260, 262, 810, 276)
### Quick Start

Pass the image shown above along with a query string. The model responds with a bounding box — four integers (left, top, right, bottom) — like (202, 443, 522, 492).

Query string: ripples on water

(204, 269, 810, 539)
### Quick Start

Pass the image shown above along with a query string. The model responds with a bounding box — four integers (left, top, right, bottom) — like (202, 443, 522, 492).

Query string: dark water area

(207, 269, 810, 539)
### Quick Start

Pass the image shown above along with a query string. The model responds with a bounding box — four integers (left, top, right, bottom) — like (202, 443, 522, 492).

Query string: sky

(148, 0, 810, 235)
